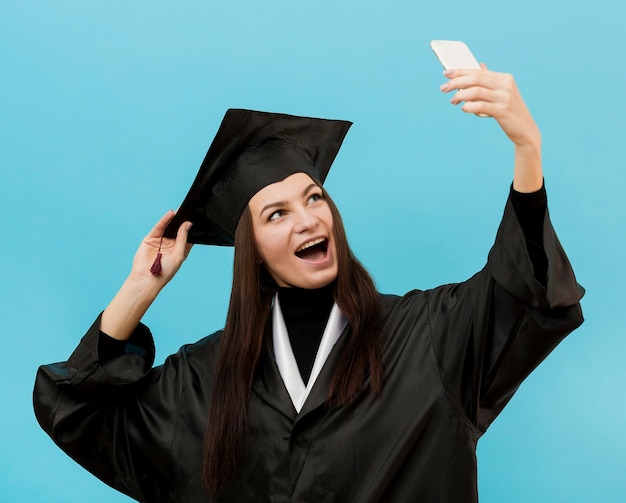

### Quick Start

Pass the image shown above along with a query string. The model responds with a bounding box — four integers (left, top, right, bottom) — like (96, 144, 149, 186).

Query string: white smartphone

(430, 40, 481, 70)
(431, 40, 488, 116)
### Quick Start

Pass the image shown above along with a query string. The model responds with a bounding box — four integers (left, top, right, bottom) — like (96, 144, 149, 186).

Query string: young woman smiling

(34, 68, 584, 503)
(248, 174, 338, 289)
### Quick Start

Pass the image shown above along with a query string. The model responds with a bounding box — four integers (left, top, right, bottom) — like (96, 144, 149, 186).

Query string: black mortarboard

(162, 109, 352, 246)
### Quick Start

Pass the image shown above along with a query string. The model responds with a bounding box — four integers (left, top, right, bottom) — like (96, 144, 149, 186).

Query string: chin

(302, 278, 336, 290)
(281, 271, 338, 290)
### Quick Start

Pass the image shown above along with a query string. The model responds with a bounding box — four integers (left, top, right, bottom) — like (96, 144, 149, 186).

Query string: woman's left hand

(440, 64, 543, 192)
(440, 64, 540, 149)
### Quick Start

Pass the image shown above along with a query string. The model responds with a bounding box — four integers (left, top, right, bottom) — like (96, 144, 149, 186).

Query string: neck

(276, 282, 335, 324)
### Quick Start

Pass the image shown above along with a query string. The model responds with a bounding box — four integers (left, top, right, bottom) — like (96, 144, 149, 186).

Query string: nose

(294, 207, 318, 233)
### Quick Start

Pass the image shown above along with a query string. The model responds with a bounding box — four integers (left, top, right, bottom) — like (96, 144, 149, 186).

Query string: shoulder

(158, 329, 224, 380)
(377, 290, 428, 325)
(378, 292, 403, 315)
(377, 279, 481, 326)
(177, 329, 223, 361)
(377, 285, 448, 314)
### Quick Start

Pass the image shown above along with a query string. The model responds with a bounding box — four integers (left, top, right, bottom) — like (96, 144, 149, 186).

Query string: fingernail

(186, 222, 193, 230)
(444, 69, 453, 76)
(440, 83, 448, 91)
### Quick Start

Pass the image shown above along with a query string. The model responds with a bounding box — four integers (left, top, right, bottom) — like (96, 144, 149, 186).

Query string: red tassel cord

(150, 237, 164, 276)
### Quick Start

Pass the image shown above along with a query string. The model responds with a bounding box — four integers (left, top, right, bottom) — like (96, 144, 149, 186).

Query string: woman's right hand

(129, 210, 194, 286)
(101, 211, 193, 340)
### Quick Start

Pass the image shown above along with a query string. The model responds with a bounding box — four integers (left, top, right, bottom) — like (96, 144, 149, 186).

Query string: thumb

(174, 221, 194, 261)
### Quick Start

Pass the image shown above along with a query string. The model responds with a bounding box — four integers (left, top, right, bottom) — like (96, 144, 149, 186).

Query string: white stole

(272, 295, 348, 413)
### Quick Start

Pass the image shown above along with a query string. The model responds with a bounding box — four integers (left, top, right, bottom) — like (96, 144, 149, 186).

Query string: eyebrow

(259, 183, 319, 217)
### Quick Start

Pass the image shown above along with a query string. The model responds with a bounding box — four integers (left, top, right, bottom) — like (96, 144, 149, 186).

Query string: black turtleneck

(276, 282, 335, 385)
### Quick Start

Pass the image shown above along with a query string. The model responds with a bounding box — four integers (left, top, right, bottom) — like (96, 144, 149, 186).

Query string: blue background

(2, 1, 624, 501)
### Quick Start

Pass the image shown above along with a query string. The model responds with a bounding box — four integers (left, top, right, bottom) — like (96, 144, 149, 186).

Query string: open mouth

(295, 237, 329, 261)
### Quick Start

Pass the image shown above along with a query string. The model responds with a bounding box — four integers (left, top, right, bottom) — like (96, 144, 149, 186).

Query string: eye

(268, 209, 285, 222)
(307, 192, 324, 205)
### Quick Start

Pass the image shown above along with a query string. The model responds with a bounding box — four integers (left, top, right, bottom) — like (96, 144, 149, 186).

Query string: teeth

(296, 238, 325, 253)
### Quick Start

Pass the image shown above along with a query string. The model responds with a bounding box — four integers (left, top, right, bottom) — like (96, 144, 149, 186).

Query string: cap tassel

(150, 237, 164, 276)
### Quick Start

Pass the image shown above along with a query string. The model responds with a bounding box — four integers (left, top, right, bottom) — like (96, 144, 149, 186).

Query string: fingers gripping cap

(163, 109, 352, 246)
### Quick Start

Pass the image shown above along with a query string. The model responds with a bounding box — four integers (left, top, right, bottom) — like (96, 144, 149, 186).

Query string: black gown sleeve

(427, 187, 584, 433)
(33, 315, 183, 502)
(509, 183, 548, 284)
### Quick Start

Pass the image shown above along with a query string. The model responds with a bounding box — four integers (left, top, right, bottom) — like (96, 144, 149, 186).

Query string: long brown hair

(202, 185, 383, 495)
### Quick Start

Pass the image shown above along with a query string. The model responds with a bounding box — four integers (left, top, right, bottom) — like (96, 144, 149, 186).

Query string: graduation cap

(162, 109, 352, 247)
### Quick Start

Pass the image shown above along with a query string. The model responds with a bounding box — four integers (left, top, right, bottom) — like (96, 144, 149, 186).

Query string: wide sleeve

(427, 193, 584, 434)
(33, 314, 184, 502)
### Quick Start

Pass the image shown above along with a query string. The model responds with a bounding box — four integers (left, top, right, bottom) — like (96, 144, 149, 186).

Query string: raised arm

(34, 211, 197, 501)
(440, 64, 543, 193)
(101, 210, 193, 340)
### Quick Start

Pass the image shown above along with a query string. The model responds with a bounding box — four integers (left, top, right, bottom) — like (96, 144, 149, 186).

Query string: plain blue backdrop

(2, 1, 624, 501)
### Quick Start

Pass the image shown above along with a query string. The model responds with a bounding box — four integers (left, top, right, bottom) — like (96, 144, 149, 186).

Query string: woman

(34, 67, 584, 502)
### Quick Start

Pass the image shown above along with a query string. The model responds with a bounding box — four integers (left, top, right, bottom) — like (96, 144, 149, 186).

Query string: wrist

(512, 125, 541, 151)
(125, 272, 165, 300)
(101, 277, 159, 341)
(513, 139, 543, 193)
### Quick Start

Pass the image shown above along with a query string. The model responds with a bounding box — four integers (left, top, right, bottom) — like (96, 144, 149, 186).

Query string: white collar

(272, 295, 348, 413)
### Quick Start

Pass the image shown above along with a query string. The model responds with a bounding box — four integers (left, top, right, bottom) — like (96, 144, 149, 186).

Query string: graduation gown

(33, 197, 584, 502)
